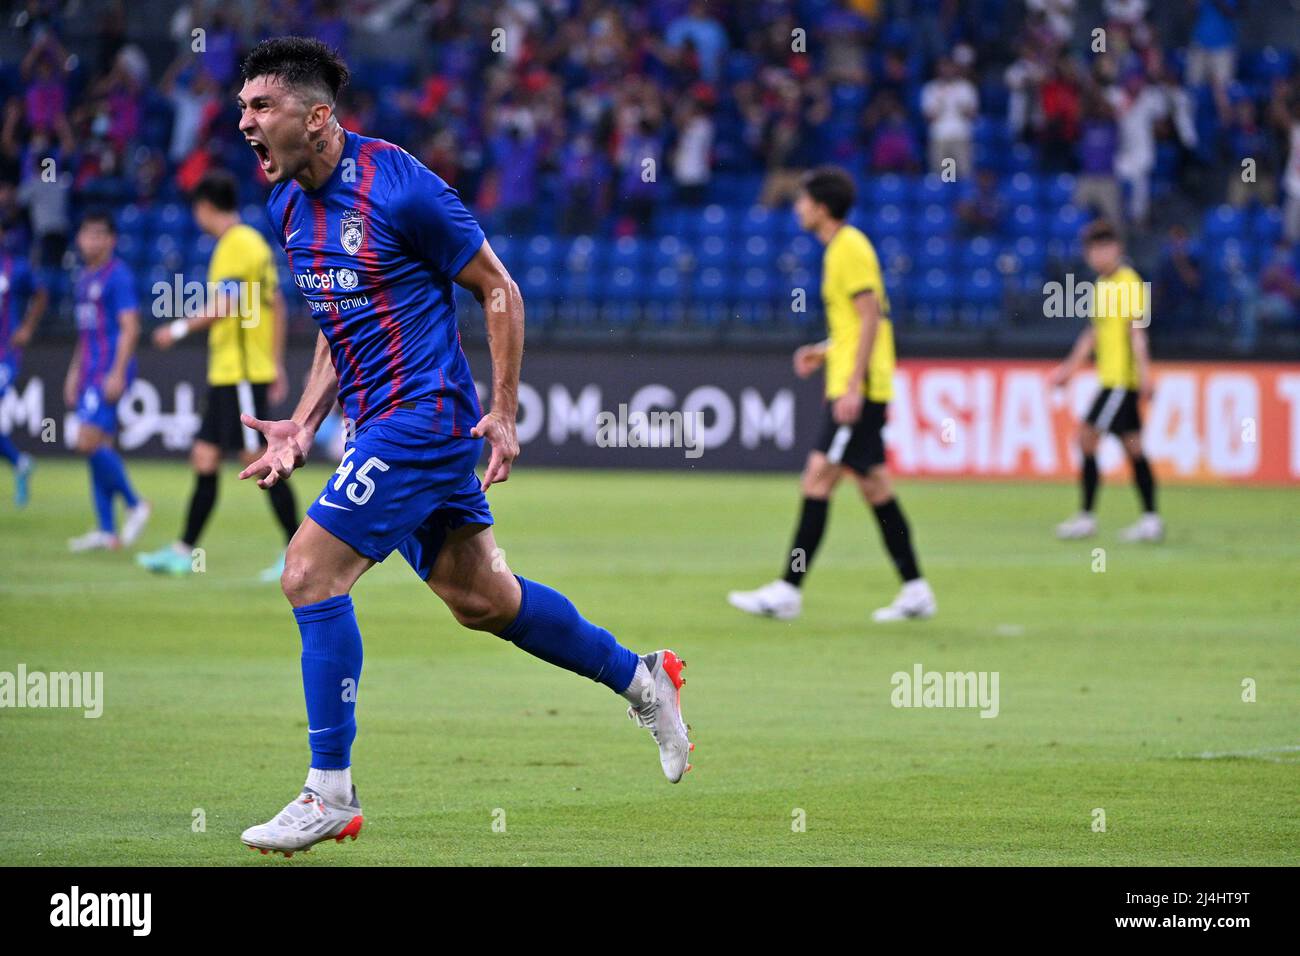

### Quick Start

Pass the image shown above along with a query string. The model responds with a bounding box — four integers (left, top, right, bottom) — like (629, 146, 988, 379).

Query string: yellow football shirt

(1092, 264, 1145, 390)
(206, 223, 279, 386)
(822, 224, 894, 402)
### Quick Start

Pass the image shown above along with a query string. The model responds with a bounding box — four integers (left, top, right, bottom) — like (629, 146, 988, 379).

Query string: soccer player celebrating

(0, 221, 49, 507)
(137, 170, 297, 579)
(65, 210, 151, 552)
(231, 38, 693, 856)
(728, 167, 936, 623)
(1050, 219, 1162, 542)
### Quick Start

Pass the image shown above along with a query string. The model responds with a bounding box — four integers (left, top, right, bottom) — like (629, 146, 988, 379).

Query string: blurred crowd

(2, 0, 1299, 338)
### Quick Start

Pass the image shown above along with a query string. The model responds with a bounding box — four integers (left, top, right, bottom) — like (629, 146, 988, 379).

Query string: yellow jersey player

(728, 166, 936, 623)
(138, 170, 298, 578)
(1050, 219, 1162, 542)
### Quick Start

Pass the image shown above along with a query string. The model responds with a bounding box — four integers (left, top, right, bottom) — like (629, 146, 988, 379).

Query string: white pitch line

(1183, 745, 1300, 763)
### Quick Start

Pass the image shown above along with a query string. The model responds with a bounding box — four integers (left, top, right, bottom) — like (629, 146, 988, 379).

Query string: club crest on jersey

(340, 210, 365, 256)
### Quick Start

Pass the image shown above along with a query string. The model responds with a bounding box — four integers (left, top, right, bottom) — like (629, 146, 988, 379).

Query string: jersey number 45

(331, 447, 390, 506)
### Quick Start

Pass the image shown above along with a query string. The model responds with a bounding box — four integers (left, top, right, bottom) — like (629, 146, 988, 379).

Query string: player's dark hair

(80, 208, 116, 234)
(191, 170, 239, 212)
(801, 166, 856, 220)
(240, 36, 350, 105)
(1082, 219, 1120, 246)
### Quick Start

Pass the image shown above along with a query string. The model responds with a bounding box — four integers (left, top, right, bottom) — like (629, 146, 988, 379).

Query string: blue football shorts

(306, 407, 493, 580)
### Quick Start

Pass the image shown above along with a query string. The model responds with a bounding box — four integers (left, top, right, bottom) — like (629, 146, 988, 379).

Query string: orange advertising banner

(886, 360, 1300, 484)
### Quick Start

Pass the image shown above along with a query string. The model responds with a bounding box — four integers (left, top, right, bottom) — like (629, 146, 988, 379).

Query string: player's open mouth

(247, 138, 272, 171)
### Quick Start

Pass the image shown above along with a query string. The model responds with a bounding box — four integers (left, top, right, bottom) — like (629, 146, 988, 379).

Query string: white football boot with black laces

(241, 786, 364, 857)
(625, 651, 694, 783)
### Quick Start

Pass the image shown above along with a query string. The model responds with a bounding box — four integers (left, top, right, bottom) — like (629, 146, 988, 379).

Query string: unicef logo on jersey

(337, 268, 359, 291)
(340, 210, 365, 256)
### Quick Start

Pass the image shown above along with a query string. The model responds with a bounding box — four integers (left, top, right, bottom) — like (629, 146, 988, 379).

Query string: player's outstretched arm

(238, 331, 338, 489)
(1049, 326, 1095, 387)
(456, 241, 523, 490)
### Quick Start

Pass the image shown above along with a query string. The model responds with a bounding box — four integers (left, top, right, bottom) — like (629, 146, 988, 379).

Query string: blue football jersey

(73, 257, 138, 389)
(267, 130, 486, 436)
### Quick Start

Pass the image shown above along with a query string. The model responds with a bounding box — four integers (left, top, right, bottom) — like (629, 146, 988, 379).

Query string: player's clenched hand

(152, 325, 176, 350)
(832, 392, 863, 425)
(238, 414, 313, 489)
(471, 410, 518, 491)
(793, 344, 825, 378)
(103, 369, 126, 403)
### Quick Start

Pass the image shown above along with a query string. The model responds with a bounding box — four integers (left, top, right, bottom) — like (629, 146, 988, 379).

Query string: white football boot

(1119, 513, 1164, 543)
(726, 579, 802, 620)
(241, 786, 364, 857)
(1055, 512, 1098, 540)
(119, 500, 152, 547)
(68, 529, 120, 552)
(626, 651, 693, 783)
(871, 578, 937, 623)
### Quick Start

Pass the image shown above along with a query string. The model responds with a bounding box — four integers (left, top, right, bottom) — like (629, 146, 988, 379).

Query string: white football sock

(306, 767, 352, 805)
(621, 658, 654, 706)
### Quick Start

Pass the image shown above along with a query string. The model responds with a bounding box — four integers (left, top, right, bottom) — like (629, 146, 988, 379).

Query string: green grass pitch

(0, 458, 1296, 865)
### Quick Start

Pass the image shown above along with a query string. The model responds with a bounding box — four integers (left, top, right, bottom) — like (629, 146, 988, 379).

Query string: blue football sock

(0, 433, 19, 466)
(293, 594, 364, 770)
(86, 454, 116, 533)
(90, 447, 139, 508)
(496, 576, 638, 693)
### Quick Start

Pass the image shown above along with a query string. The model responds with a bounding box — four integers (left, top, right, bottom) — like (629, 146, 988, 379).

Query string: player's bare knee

(860, 470, 892, 504)
(191, 442, 220, 474)
(280, 555, 329, 607)
(444, 587, 502, 632)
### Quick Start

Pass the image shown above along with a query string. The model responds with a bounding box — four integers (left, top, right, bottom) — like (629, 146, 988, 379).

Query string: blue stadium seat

(562, 270, 595, 300)
(916, 236, 952, 270)
(652, 235, 687, 270)
(869, 174, 907, 207)
(875, 235, 909, 275)
(1050, 204, 1087, 240)
(519, 264, 556, 300)
(649, 266, 685, 303)
(697, 204, 734, 236)
(741, 204, 778, 238)
(609, 236, 646, 271)
(1002, 172, 1038, 206)
(915, 174, 952, 206)
(870, 203, 907, 239)
(694, 267, 729, 304)
(740, 235, 771, 269)
(696, 234, 730, 270)
(605, 266, 640, 303)
(1046, 173, 1076, 208)
(117, 203, 149, 236)
(1007, 203, 1043, 238)
(1010, 236, 1046, 271)
(960, 235, 997, 271)
(524, 235, 560, 270)
(913, 268, 955, 325)
(919, 203, 954, 237)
